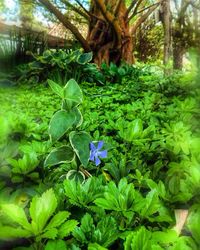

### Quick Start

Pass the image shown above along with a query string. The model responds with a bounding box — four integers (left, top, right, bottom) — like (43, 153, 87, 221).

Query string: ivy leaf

(63, 79, 83, 108)
(44, 146, 75, 168)
(49, 110, 76, 142)
(29, 189, 57, 234)
(69, 131, 91, 167)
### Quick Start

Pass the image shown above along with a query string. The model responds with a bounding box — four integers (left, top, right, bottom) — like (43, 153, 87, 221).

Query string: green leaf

(77, 52, 93, 64)
(44, 146, 75, 168)
(40, 228, 58, 240)
(140, 190, 160, 217)
(73, 107, 83, 127)
(0, 226, 32, 239)
(48, 79, 63, 98)
(45, 211, 70, 231)
(49, 110, 76, 142)
(130, 118, 143, 139)
(69, 131, 91, 167)
(29, 189, 57, 234)
(186, 205, 200, 245)
(88, 243, 108, 250)
(1, 204, 31, 230)
(58, 219, 78, 238)
(44, 240, 67, 250)
(124, 227, 152, 250)
(63, 79, 83, 108)
(66, 170, 85, 183)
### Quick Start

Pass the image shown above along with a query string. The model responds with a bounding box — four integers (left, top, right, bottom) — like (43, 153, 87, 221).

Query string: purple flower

(89, 141, 107, 166)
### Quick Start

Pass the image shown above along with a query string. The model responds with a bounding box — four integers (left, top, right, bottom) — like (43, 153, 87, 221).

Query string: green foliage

(64, 177, 104, 207)
(0, 61, 199, 249)
(0, 189, 78, 243)
(186, 205, 200, 247)
(94, 178, 139, 212)
(45, 78, 92, 179)
(14, 49, 98, 84)
(124, 227, 196, 250)
(73, 213, 118, 247)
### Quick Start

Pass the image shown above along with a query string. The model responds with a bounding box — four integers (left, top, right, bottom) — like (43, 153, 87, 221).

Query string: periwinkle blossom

(89, 141, 107, 166)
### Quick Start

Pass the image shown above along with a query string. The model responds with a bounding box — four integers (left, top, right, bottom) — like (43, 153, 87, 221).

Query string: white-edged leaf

(44, 146, 75, 168)
(48, 79, 63, 98)
(49, 110, 76, 142)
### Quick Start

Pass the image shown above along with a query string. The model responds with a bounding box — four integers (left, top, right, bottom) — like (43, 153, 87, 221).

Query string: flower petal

(97, 141, 104, 150)
(95, 156, 101, 166)
(90, 151, 95, 161)
(97, 150, 107, 158)
(90, 142, 96, 151)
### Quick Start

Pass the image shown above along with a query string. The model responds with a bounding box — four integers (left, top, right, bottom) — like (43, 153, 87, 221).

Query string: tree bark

(161, 0, 172, 68)
(87, 0, 134, 65)
(173, 43, 184, 70)
(38, 0, 160, 66)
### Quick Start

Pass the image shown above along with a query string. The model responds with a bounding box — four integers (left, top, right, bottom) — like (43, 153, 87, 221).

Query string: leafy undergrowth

(0, 68, 200, 250)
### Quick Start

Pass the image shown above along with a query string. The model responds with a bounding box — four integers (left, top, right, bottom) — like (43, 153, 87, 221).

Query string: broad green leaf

(69, 131, 91, 167)
(0, 226, 32, 239)
(73, 107, 83, 127)
(29, 189, 57, 234)
(45, 240, 67, 250)
(58, 220, 78, 238)
(44, 146, 75, 168)
(49, 110, 76, 142)
(130, 118, 143, 139)
(152, 230, 178, 244)
(1, 204, 31, 230)
(66, 170, 85, 183)
(140, 190, 160, 217)
(77, 52, 93, 64)
(63, 79, 83, 108)
(45, 211, 70, 231)
(48, 79, 63, 98)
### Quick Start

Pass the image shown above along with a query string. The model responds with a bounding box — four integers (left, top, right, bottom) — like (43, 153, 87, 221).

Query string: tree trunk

(173, 44, 184, 70)
(87, 1, 134, 65)
(161, 0, 172, 69)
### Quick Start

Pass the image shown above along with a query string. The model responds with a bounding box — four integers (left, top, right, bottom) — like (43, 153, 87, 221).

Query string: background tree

(36, 0, 161, 65)
(135, 14, 163, 62)
(172, 0, 200, 70)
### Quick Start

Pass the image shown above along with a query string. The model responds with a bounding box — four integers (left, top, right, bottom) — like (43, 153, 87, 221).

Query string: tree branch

(60, 0, 89, 20)
(127, 0, 144, 22)
(38, 0, 90, 51)
(130, 1, 161, 21)
(93, 0, 122, 45)
(74, 0, 91, 16)
(114, 0, 123, 16)
(130, 2, 160, 34)
(125, 0, 137, 18)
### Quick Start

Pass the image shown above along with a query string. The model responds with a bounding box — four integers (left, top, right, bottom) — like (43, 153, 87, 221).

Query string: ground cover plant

(0, 57, 200, 250)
